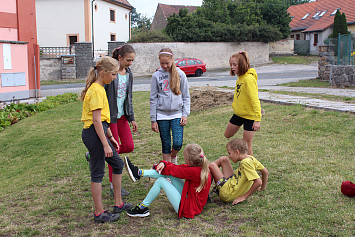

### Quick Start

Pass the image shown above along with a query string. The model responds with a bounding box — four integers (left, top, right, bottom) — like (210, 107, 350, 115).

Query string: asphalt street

(41, 63, 319, 96)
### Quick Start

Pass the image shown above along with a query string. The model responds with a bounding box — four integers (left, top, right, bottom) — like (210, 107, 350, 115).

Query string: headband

(159, 52, 173, 56)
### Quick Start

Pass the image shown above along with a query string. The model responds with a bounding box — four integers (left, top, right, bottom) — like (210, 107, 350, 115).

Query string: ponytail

(183, 144, 210, 193)
(81, 67, 97, 101)
(230, 51, 250, 76)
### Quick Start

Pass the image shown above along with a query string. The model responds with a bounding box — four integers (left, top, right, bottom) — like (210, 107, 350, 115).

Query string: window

(301, 13, 310, 20)
(296, 34, 300, 40)
(196, 60, 203, 64)
(69, 35, 77, 46)
(94, 3, 97, 11)
(313, 34, 318, 46)
(177, 60, 186, 67)
(319, 10, 327, 17)
(312, 11, 321, 18)
(187, 59, 196, 65)
(110, 33, 116, 41)
(110, 9, 115, 22)
(331, 8, 340, 16)
(290, 34, 294, 39)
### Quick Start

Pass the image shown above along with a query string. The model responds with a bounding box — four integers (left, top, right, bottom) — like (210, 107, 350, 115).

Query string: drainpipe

(91, 0, 95, 58)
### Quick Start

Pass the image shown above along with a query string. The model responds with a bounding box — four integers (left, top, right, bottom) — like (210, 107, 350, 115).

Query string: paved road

(41, 63, 318, 96)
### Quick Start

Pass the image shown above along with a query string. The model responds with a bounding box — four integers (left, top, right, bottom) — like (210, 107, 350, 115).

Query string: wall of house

(36, 0, 85, 47)
(40, 58, 62, 81)
(269, 38, 294, 56)
(93, 0, 131, 52)
(129, 42, 269, 76)
(0, 42, 30, 101)
(151, 7, 166, 30)
(348, 24, 355, 34)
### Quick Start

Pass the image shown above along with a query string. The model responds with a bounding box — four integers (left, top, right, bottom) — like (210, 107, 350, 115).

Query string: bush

(128, 30, 172, 43)
(0, 93, 78, 131)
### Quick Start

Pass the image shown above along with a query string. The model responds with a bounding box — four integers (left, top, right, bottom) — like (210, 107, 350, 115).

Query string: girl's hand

(180, 117, 187, 126)
(131, 121, 138, 132)
(109, 137, 119, 151)
(103, 144, 113, 157)
(155, 162, 165, 173)
(151, 122, 159, 133)
(253, 121, 261, 131)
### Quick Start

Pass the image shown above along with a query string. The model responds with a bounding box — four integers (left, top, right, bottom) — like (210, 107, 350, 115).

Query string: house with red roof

(288, 0, 355, 55)
(151, 3, 198, 30)
(36, 0, 133, 56)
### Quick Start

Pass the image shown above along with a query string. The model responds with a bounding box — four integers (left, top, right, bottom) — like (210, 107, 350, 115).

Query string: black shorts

(229, 114, 254, 131)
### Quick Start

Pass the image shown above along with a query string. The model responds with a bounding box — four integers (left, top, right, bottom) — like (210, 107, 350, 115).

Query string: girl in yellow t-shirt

(81, 56, 132, 223)
(224, 51, 262, 156)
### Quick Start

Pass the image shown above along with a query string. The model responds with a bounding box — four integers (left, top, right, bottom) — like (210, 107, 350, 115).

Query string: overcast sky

(127, 0, 203, 18)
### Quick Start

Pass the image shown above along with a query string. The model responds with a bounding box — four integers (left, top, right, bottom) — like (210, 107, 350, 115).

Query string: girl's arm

(92, 109, 113, 157)
(245, 78, 261, 130)
(130, 121, 138, 132)
(158, 160, 201, 181)
(149, 76, 159, 124)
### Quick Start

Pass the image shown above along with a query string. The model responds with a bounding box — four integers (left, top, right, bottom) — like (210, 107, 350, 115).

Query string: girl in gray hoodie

(150, 48, 190, 164)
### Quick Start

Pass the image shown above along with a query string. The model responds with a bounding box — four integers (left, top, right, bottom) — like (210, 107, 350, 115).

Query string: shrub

(129, 30, 172, 43)
(0, 93, 78, 131)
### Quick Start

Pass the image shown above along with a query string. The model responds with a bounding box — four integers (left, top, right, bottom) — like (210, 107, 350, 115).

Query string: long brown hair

(80, 56, 119, 101)
(230, 51, 250, 76)
(112, 44, 135, 60)
(159, 48, 181, 95)
(183, 144, 210, 193)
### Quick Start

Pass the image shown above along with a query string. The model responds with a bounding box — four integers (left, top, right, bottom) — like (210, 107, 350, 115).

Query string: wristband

(151, 121, 156, 124)
(108, 135, 113, 139)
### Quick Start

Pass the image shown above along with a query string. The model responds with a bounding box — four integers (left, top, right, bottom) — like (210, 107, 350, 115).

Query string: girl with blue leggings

(124, 144, 211, 218)
(150, 48, 190, 164)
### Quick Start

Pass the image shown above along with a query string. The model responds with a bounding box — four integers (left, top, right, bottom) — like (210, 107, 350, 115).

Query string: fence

(39, 46, 75, 58)
(324, 34, 355, 65)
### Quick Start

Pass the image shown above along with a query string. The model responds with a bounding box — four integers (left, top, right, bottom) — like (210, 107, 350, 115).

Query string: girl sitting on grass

(124, 144, 211, 218)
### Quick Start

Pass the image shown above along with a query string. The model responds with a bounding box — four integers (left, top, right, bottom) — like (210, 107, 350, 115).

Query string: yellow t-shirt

(219, 156, 264, 202)
(81, 83, 110, 129)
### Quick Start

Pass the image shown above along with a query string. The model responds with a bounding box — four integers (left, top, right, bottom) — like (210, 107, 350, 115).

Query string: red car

(174, 58, 206, 77)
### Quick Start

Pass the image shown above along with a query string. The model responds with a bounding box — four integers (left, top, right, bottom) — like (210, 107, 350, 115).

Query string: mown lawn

(0, 91, 354, 236)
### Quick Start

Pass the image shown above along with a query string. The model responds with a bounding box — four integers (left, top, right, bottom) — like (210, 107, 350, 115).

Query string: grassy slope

(0, 91, 354, 236)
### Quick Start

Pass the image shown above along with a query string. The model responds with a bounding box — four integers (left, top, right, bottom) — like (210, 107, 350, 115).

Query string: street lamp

(91, 0, 95, 58)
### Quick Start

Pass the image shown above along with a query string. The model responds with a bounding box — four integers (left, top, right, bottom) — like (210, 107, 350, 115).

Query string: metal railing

(39, 46, 75, 58)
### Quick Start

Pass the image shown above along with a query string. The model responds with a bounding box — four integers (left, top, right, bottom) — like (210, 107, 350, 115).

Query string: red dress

(160, 160, 212, 218)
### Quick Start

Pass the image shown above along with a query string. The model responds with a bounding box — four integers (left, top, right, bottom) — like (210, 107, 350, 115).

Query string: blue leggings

(141, 169, 184, 213)
(157, 118, 184, 154)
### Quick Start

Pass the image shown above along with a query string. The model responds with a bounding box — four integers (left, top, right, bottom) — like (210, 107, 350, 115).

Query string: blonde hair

(159, 48, 181, 95)
(227, 138, 248, 154)
(81, 56, 119, 101)
(229, 51, 250, 77)
(183, 144, 209, 193)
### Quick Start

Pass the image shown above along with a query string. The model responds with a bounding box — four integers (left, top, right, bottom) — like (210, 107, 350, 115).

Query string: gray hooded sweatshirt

(150, 67, 190, 122)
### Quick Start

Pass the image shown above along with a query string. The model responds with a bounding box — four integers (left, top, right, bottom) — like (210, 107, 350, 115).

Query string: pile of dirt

(190, 88, 234, 112)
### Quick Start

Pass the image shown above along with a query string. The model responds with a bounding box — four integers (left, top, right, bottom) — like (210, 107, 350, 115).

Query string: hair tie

(239, 51, 243, 54)
(200, 154, 204, 158)
(117, 47, 122, 50)
(93, 66, 97, 70)
(159, 52, 173, 56)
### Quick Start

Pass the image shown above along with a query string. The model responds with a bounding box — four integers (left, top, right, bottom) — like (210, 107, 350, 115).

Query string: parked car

(174, 58, 206, 77)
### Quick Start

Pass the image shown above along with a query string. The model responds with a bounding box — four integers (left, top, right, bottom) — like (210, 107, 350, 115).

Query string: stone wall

(108, 41, 125, 58)
(75, 42, 93, 79)
(269, 38, 294, 56)
(129, 42, 270, 76)
(329, 66, 355, 88)
(40, 58, 61, 81)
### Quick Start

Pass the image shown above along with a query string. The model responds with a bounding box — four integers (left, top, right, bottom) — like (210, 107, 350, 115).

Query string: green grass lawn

(271, 56, 319, 65)
(0, 91, 354, 236)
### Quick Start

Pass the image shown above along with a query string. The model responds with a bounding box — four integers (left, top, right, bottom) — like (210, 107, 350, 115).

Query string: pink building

(0, 0, 40, 101)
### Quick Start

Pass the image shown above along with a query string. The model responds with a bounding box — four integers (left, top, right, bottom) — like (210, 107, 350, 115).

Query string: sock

(94, 210, 104, 216)
(138, 169, 143, 176)
(171, 157, 178, 165)
(116, 202, 124, 208)
(139, 203, 147, 209)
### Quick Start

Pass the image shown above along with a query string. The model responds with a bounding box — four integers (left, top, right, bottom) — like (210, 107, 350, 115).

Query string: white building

(36, 0, 133, 55)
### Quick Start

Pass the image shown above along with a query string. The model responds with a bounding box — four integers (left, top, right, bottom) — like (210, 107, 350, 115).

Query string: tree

(340, 12, 350, 35)
(331, 10, 349, 37)
(289, 0, 312, 5)
(131, 8, 141, 26)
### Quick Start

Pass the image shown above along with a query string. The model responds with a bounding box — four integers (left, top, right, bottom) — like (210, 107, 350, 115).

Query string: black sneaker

(110, 187, 130, 197)
(85, 152, 90, 162)
(124, 157, 141, 182)
(94, 210, 119, 223)
(127, 205, 150, 217)
(113, 202, 133, 214)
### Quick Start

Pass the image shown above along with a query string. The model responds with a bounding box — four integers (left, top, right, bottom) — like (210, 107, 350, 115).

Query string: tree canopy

(165, 0, 290, 42)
